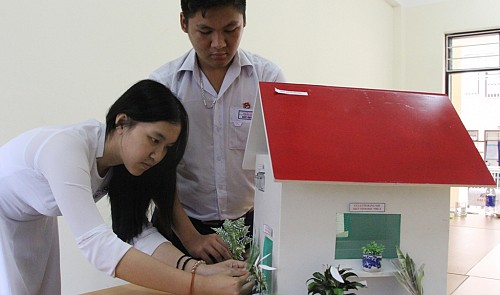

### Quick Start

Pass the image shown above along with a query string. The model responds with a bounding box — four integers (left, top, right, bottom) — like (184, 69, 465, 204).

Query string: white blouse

(0, 119, 166, 294)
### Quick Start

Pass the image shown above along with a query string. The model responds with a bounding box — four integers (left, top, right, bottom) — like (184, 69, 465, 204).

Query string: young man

(150, 0, 285, 263)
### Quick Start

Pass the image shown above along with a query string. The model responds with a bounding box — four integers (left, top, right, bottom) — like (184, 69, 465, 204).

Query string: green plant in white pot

(361, 241, 385, 272)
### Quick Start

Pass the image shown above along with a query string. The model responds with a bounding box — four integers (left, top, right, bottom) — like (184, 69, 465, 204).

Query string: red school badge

(242, 102, 251, 109)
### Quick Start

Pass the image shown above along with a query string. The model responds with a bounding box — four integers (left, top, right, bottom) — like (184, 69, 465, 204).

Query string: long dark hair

(107, 80, 188, 243)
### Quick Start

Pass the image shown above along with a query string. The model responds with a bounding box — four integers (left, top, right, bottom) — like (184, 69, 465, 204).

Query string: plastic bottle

(485, 187, 497, 216)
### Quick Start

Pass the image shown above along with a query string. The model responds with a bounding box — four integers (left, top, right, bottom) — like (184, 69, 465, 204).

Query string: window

(446, 30, 500, 165)
(335, 213, 401, 259)
(446, 30, 500, 72)
(485, 130, 500, 165)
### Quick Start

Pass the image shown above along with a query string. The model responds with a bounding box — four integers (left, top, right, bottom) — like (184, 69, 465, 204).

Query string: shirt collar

(96, 122, 106, 158)
(176, 48, 253, 77)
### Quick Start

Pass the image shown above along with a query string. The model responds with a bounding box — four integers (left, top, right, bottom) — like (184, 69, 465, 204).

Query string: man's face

(181, 5, 245, 71)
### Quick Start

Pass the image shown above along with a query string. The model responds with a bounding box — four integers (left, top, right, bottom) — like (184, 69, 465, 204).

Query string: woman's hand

(196, 259, 247, 276)
(195, 269, 255, 295)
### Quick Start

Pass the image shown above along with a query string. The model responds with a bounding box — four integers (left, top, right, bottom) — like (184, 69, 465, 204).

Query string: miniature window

(335, 213, 401, 259)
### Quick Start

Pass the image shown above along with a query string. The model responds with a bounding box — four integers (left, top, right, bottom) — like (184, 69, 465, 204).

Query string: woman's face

(119, 121, 181, 176)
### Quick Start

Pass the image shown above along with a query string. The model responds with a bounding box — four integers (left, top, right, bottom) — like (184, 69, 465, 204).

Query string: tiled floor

(447, 211, 500, 294)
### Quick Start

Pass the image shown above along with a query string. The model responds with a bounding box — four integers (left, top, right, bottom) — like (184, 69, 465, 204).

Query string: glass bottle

(485, 187, 497, 217)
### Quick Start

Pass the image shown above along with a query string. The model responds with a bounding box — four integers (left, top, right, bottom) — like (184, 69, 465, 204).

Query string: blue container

(362, 254, 382, 272)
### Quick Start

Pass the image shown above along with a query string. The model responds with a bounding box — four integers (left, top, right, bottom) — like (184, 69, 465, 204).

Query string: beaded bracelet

(189, 260, 206, 295)
(176, 254, 190, 269)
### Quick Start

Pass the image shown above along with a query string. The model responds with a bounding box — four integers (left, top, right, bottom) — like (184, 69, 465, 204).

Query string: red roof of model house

(244, 82, 495, 186)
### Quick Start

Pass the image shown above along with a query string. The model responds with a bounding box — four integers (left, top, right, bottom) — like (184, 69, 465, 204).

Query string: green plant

(212, 217, 252, 260)
(392, 247, 424, 295)
(246, 242, 275, 293)
(213, 218, 275, 292)
(361, 241, 385, 255)
(307, 265, 366, 295)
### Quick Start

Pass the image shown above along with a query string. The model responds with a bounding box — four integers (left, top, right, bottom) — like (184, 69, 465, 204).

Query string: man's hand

(184, 232, 233, 263)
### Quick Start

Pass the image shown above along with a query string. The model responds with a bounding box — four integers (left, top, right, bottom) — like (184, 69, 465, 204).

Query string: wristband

(176, 254, 190, 269)
(182, 257, 195, 271)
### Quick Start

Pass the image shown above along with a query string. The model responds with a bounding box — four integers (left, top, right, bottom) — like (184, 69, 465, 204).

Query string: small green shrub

(361, 241, 385, 255)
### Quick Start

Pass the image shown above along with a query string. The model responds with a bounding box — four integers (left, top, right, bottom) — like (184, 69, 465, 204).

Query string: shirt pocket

(229, 107, 253, 150)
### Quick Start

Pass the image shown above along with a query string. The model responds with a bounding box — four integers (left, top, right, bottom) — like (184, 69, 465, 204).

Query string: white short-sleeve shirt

(150, 48, 285, 221)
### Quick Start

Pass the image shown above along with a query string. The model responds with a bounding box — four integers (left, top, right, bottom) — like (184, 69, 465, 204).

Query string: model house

(243, 82, 495, 295)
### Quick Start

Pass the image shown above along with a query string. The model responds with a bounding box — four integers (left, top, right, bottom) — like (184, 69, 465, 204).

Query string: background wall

(397, 0, 500, 93)
(243, 0, 395, 88)
(0, 0, 395, 293)
(0, 0, 186, 144)
(0, 0, 395, 147)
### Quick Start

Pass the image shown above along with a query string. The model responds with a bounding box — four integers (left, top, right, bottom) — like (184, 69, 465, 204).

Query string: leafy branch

(392, 247, 424, 295)
(246, 242, 275, 293)
(212, 217, 252, 260)
(212, 218, 275, 293)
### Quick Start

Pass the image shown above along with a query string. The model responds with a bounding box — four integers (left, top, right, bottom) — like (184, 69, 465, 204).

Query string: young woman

(0, 79, 254, 295)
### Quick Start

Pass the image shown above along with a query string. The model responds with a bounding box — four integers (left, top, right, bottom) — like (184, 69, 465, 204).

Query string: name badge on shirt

(238, 110, 253, 120)
(231, 106, 253, 126)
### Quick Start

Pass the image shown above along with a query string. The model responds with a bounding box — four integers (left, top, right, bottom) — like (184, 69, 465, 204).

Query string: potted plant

(361, 241, 385, 272)
(392, 247, 425, 295)
(307, 264, 366, 295)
